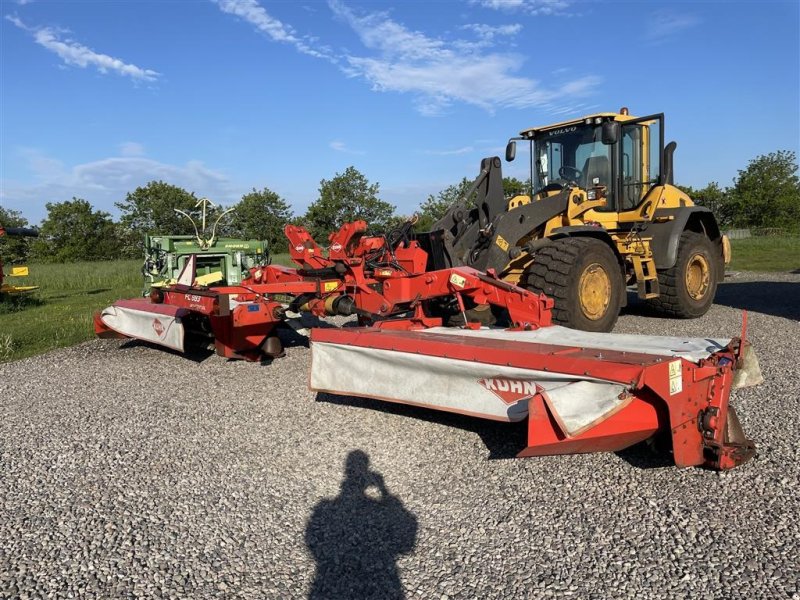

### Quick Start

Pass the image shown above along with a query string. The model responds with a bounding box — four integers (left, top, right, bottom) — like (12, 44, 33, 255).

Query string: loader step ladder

(616, 234, 660, 300)
(633, 255, 659, 299)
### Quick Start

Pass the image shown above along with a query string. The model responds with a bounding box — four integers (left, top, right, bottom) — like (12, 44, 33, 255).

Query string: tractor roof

(519, 111, 638, 138)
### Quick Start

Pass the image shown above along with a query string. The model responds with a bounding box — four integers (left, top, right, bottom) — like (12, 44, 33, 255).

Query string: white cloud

(209, 0, 596, 116)
(461, 23, 522, 42)
(470, 0, 571, 16)
(213, 0, 336, 62)
(2, 151, 237, 221)
(424, 146, 475, 156)
(119, 142, 146, 157)
(6, 16, 160, 82)
(645, 11, 701, 43)
(329, 140, 365, 155)
(329, 1, 599, 116)
(475, 0, 524, 8)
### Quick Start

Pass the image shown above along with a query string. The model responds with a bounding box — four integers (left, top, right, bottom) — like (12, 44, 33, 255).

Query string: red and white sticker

(152, 318, 165, 337)
(330, 242, 343, 252)
(478, 377, 541, 405)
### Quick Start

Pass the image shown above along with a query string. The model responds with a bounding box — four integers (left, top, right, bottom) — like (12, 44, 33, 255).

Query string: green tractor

(142, 199, 269, 294)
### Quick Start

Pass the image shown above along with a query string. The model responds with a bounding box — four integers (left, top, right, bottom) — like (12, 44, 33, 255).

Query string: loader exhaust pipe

(663, 141, 677, 185)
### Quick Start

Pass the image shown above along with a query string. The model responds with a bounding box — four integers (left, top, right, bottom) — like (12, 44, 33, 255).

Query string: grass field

(729, 236, 800, 272)
(0, 260, 142, 362)
(0, 240, 796, 363)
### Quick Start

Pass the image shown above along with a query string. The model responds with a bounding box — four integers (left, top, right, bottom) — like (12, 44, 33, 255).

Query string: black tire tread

(646, 231, 718, 318)
(523, 237, 621, 331)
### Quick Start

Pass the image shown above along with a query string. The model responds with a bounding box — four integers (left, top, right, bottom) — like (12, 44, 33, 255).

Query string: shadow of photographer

(305, 450, 418, 599)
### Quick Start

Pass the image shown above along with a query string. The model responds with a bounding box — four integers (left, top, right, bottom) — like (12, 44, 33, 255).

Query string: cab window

(621, 120, 662, 210)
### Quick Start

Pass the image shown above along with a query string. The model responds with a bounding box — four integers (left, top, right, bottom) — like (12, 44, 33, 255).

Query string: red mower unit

(96, 220, 552, 360)
(95, 220, 760, 470)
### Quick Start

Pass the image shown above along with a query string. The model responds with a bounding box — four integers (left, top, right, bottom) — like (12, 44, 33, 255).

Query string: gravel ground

(1, 271, 799, 599)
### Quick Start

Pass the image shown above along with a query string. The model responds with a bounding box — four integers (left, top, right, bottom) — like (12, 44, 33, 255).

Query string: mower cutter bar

(310, 325, 757, 470)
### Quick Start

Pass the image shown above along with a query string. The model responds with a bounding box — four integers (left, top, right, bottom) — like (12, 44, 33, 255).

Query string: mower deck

(310, 326, 757, 469)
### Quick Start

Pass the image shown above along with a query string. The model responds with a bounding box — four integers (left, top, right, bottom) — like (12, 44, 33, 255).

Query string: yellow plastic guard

(0, 284, 38, 294)
(195, 271, 224, 286)
(9, 266, 29, 277)
(150, 279, 176, 288)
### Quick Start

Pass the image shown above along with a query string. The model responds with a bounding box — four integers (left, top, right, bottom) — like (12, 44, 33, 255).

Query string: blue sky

(2, 0, 799, 224)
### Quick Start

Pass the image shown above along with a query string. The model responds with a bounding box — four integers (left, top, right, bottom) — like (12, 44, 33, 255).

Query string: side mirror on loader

(601, 121, 620, 145)
(505, 141, 517, 162)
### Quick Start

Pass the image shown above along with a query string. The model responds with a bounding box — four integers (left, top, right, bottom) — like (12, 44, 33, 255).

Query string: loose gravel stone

(1, 271, 798, 599)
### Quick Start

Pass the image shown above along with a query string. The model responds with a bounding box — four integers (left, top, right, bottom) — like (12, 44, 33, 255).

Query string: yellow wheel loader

(417, 109, 729, 332)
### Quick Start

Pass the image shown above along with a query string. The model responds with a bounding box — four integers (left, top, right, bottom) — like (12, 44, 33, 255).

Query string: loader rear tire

(522, 237, 623, 332)
(646, 231, 719, 318)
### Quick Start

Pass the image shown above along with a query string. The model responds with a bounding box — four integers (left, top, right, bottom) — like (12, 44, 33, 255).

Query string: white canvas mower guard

(309, 317, 761, 470)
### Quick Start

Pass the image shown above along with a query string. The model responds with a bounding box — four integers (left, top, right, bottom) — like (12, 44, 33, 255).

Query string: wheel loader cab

(617, 114, 665, 215)
(531, 122, 614, 198)
(519, 112, 668, 221)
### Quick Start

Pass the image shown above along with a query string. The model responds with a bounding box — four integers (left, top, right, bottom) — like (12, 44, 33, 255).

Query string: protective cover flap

(310, 325, 732, 435)
(310, 341, 627, 434)
(100, 303, 186, 352)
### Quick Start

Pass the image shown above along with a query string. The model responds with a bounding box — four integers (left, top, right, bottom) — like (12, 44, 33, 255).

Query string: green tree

(303, 167, 395, 240)
(678, 182, 733, 227)
(502, 176, 529, 200)
(0, 206, 33, 263)
(229, 187, 294, 252)
(31, 198, 122, 262)
(728, 150, 800, 230)
(116, 181, 199, 252)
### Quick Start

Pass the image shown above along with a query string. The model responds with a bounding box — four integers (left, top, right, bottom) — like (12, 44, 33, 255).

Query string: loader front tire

(646, 231, 719, 318)
(523, 237, 623, 332)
